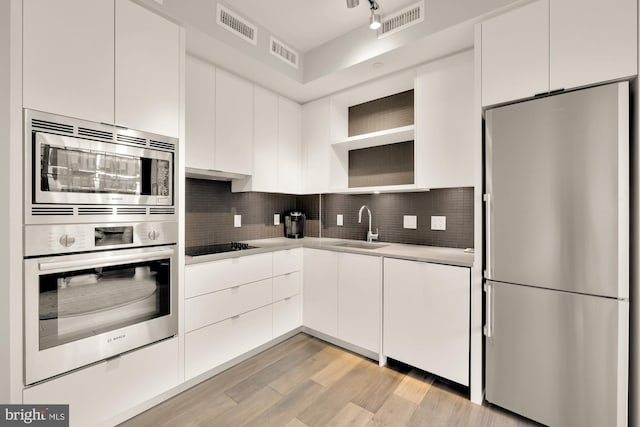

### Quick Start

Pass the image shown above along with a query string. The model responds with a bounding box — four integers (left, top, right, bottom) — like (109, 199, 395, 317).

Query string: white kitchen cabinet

(415, 50, 475, 189)
(215, 69, 253, 175)
(384, 258, 470, 386)
(233, 90, 302, 193)
(303, 249, 339, 336)
(301, 98, 332, 194)
(24, 338, 179, 427)
(481, 0, 637, 106)
(273, 248, 303, 276)
(549, 0, 637, 91)
(338, 253, 381, 353)
(481, 0, 549, 107)
(23, 0, 115, 124)
(273, 294, 302, 337)
(185, 278, 273, 332)
(185, 305, 272, 380)
(184, 252, 272, 298)
(115, 0, 180, 137)
(250, 86, 279, 191)
(23, 0, 181, 136)
(277, 96, 302, 194)
(185, 55, 215, 170)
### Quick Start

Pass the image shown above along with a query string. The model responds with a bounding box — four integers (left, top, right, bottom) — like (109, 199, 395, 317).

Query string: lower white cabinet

(273, 294, 302, 337)
(184, 249, 303, 379)
(384, 258, 470, 386)
(303, 249, 339, 336)
(23, 338, 179, 427)
(185, 305, 273, 380)
(338, 253, 381, 353)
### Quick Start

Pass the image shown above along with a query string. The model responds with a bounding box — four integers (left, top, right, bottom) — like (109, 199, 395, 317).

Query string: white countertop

(185, 237, 474, 268)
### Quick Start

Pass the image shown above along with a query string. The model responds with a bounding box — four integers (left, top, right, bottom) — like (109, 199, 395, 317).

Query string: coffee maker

(284, 211, 305, 239)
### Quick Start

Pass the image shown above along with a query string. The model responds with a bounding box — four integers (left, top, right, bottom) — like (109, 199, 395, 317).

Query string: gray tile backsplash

(186, 179, 473, 249)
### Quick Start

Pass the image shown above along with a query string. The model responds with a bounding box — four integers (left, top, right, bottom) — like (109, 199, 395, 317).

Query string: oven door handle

(38, 248, 175, 272)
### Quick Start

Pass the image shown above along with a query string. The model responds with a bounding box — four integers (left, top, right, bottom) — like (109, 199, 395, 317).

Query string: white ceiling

(226, 0, 419, 52)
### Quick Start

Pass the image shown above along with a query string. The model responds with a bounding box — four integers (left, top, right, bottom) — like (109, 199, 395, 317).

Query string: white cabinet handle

(484, 193, 493, 280)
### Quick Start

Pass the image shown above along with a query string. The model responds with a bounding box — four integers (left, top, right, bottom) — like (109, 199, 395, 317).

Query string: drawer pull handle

(284, 297, 292, 301)
(231, 315, 241, 320)
(230, 285, 241, 290)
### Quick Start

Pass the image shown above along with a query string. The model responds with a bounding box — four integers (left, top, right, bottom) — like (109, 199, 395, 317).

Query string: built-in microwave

(24, 109, 177, 224)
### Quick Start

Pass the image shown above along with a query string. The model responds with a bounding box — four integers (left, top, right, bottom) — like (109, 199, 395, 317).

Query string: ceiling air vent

(217, 4, 257, 45)
(270, 36, 299, 69)
(378, 0, 424, 39)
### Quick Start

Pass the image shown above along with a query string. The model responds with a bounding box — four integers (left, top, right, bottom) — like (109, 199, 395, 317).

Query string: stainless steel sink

(332, 241, 389, 250)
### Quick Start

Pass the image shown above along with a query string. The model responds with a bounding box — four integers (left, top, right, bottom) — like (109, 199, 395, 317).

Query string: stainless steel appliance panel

(485, 82, 629, 299)
(485, 281, 629, 427)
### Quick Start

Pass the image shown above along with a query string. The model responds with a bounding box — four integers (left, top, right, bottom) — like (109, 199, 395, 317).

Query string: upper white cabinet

(250, 86, 279, 191)
(232, 88, 301, 193)
(301, 98, 332, 194)
(481, 0, 549, 107)
(277, 97, 302, 194)
(115, 0, 180, 137)
(23, 0, 180, 137)
(216, 69, 253, 175)
(415, 50, 475, 189)
(185, 55, 216, 170)
(549, 0, 637, 91)
(481, 0, 637, 106)
(23, 0, 115, 124)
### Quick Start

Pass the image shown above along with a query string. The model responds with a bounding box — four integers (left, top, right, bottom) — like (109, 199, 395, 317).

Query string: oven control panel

(24, 221, 178, 257)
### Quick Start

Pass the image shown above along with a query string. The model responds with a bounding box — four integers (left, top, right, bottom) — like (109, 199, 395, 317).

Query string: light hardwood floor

(120, 334, 540, 427)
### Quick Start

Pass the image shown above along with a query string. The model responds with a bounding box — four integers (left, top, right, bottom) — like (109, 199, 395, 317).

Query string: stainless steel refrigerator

(484, 81, 629, 427)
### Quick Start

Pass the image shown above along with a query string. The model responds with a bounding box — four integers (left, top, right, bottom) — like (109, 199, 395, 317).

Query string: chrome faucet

(358, 204, 379, 242)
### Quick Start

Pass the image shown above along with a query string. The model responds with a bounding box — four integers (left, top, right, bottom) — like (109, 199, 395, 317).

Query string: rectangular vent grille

(149, 140, 175, 152)
(117, 207, 147, 215)
(31, 119, 74, 135)
(117, 134, 147, 147)
(217, 4, 257, 45)
(378, 1, 424, 38)
(78, 207, 114, 215)
(150, 207, 175, 215)
(31, 206, 74, 216)
(270, 37, 299, 69)
(78, 127, 113, 141)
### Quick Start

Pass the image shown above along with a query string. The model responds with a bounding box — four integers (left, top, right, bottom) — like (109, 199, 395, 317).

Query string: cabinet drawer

(24, 338, 179, 427)
(273, 271, 301, 301)
(185, 253, 272, 298)
(185, 305, 273, 380)
(185, 278, 272, 332)
(273, 248, 302, 276)
(273, 294, 302, 337)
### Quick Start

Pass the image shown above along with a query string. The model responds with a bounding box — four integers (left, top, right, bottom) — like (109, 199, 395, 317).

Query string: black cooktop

(185, 242, 257, 257)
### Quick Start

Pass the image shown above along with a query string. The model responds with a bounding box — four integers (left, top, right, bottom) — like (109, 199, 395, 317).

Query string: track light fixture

(346, 0, 382, 30)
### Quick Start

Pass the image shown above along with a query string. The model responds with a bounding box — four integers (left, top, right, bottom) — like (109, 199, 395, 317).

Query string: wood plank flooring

(119, 334, 540, 427)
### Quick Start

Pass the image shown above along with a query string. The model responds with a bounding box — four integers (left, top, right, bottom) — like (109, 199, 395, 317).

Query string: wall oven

(24, 109, 177, 224)
(24, 222, 178, 385)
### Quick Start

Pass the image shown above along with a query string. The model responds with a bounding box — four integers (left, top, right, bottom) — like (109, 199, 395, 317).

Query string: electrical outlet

(431, 216, 446, 231)
(274, 214, 280, 225)
(403, 215, 417, 229)
(234, 215, 242, 228)
(337, 214, 343, 226)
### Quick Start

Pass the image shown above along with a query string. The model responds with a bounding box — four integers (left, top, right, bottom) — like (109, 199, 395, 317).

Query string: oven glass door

(24, 246, 178, 384)
(33, 132, 173, 205)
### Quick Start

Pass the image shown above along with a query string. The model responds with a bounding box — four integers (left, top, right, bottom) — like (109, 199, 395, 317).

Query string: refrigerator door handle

(484, 282, 493, 338)
(483, 193, 492, 280)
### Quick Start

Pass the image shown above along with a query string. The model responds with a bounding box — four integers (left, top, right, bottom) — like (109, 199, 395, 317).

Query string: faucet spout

(358, 205, 378, 242)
